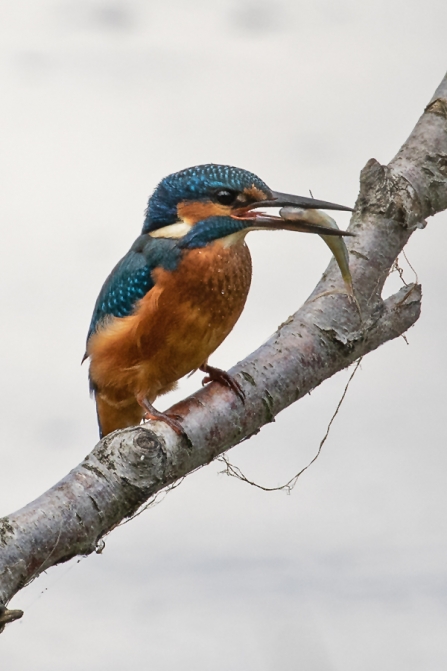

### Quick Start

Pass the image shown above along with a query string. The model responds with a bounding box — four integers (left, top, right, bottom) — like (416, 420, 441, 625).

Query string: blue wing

(85, 234, 181, 347)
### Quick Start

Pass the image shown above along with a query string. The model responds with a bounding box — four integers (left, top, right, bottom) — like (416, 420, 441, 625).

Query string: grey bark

(1, 72, 446, 632)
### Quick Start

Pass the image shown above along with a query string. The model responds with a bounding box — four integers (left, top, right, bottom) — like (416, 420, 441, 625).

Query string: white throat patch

(149, 221, 192, 239)
(219, 230, 249, 248)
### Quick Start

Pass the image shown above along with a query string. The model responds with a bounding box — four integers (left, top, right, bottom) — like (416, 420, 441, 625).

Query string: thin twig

(402, 249, 419, 285)
(219, 357, 363, 493)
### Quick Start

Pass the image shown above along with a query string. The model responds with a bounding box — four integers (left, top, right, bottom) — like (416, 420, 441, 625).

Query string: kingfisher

(85, 164, 353, 438)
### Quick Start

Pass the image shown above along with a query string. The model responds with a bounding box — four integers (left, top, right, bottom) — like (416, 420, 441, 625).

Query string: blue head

(141, 163, 353, 249)
(142, 164, 273, 234)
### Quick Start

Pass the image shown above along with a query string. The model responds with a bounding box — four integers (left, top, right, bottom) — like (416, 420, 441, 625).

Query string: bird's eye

(213, 189, 238, 206)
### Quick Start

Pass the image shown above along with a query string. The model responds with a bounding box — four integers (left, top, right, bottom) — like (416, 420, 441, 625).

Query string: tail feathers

(95, 392, 144, 438)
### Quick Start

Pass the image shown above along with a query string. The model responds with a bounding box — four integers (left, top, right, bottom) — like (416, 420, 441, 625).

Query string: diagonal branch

(1, 72, 446, 629)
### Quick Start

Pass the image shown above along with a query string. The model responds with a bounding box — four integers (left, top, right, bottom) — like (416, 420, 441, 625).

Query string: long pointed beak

(254, 190, 353, 213)
(243, 213, 353, 236)
(233, 191, 354, 237)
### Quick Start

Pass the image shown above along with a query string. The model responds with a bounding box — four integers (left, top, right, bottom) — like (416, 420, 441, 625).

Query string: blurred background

(1, 1, 446, 669)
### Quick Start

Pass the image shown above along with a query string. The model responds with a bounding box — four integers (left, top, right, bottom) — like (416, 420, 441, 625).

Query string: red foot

(137, 395, 186, 437)
(200, 364, 245, 402)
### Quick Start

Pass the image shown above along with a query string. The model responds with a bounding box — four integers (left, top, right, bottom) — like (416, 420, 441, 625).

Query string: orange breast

(88, 238, 252, 403)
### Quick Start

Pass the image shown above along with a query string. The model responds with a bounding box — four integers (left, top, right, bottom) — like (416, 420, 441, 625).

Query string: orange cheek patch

(177, 200, 232, 224)
(244, 185, 269, 201)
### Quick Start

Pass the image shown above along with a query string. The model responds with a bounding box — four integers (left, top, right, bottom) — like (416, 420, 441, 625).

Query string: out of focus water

(1, 2, 446, 669)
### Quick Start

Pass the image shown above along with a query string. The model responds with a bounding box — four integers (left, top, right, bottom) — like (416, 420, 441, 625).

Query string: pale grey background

(1, 1, 446, 669)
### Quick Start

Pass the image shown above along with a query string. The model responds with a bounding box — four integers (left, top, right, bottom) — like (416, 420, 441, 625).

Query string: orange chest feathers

(88, 238, 253, 394)
(137, 238, 253, 359)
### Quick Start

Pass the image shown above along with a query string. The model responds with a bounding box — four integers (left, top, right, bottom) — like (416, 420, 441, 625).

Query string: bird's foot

(200, 364, 245, 402)
(137, 396, 186, 437)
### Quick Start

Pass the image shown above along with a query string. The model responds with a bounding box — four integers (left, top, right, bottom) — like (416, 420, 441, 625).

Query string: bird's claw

(137, 395, 188, 438)
(200, 364, 245, 402)
(143, 411, 185, 436)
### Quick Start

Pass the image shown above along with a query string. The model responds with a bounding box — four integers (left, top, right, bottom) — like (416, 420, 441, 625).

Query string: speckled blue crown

(143, 164, 271, 233)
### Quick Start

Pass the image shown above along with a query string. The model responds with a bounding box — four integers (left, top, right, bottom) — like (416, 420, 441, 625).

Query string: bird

(84, 164, 353, 438)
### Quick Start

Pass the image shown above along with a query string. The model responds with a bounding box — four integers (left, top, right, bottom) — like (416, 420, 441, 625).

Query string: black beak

(234, 191, 354, 237)
(252, 191, 354, 213)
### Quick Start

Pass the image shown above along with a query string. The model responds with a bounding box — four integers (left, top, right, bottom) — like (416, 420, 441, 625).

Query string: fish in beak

(233, 191, 355, 297)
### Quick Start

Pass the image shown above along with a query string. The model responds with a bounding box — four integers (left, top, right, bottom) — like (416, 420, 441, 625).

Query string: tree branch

(1, 72, 446, 628)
